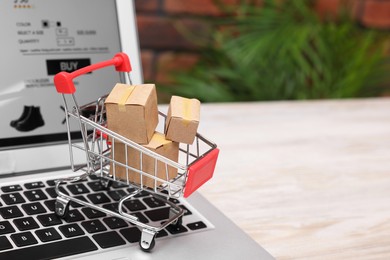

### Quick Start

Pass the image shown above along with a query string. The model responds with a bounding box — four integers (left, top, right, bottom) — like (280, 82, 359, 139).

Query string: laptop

(0, 0, 273, 259)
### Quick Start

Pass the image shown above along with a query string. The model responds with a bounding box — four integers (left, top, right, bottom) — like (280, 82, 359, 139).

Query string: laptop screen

(0, 0, 142, 173)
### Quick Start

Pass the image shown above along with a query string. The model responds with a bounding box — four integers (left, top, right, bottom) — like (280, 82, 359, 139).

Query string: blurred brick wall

(135, 0, 390, 85)
(135, 0, 235, 85)
(316, 0, 390, 28)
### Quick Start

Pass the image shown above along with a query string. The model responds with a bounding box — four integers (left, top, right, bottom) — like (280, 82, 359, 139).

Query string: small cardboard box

(111, 132, 179, 189)
(105, 83, 158, 144)
(165, 96, 200, 144)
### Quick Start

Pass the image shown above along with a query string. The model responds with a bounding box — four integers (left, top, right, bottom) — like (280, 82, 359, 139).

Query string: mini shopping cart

(53, 52, 219, 252)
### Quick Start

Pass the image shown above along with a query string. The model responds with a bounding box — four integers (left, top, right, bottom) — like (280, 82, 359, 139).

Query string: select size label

(46, 58, 91, 75)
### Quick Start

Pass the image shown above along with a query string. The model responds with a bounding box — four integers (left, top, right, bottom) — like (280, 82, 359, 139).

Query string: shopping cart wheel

(55, 196, 70, 217)
(139, 229, 156, 252)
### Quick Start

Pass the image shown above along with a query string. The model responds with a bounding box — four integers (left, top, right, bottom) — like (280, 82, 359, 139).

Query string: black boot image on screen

(10, 105, 31, 127)
(11, 106, 45, 132)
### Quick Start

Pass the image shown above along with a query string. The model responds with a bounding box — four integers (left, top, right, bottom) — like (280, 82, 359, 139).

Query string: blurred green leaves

(164, 0, 390, 102)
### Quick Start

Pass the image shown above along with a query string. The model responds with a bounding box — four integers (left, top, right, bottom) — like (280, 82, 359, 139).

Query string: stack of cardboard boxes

(105, 83, 200, 189)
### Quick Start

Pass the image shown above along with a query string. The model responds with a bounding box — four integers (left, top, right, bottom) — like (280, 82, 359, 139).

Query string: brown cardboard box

(105, 83, 158, 144)
(111, 132, 179, 189)
(165, 96, 200, 144)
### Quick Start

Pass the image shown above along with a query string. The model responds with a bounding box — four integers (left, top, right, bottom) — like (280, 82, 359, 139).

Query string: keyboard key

(88, 174, 100, 180)
(107, 189, 127, 201)
(0, 206, 23, 219)
(166, 224, 188, 235)
(11, 231, 38, 247)
(44, 199, 56, 212)
(92, 231, 126, 249)
(24, 189, 48, 201)
(103, 217, 128, 229)
(35, 228, 62, 242)
(119, 227, 141, 243)
(67, 183, 89, 195)
(81, 220, 107, 234)
(1, 185, 22, 193)
(156, 229, 168, 238)
(81, 208, 106, 219)
(0, 236, 13, 251)
(87, 192, 110, 204)
(112, 181, 128, 189)
(0, 237, 97, 259)
(179, 204, 192, 216)
(102, 202, 121, 213)
(169, 198, 180, 204)
(1, 192, 25, 205)
(21, 202, 46, 215)
(187, 221, 207, 230)
(131, 212, 149, 224)
(126, 188, 149, 198)
(13, 217, 39, 231)
(143, 197, 166, 208)
(46, 180, 56, 186)
(24, 181, 45, 189)
(70, 195, 88, 208)
(59, 223, 85, 238)
(64, 209, 85, 223)
(144, 207, 170, 222)
(87, 181, 105, 191)
(59, 186, 69, 195)
(37, 213, 63, 227)
(133, 190, 150, 198)
(46, 186, 68, 198)
(45, 187, 57, 198)
(123, 199, 147, 212)
(0, 221, 15, 235)
(45, 187, 69, 198)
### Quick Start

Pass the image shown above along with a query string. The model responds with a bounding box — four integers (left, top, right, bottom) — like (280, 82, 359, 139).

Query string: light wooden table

(196, 98, 390, 259)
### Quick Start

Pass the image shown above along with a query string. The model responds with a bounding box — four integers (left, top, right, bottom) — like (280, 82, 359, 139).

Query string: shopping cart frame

(53, 52, 219, 251)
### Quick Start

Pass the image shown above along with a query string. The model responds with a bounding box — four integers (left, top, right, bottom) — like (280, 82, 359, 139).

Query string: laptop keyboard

(0, 174, 211, 259)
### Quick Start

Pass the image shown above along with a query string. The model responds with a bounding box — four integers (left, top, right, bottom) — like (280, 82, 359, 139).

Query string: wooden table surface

(196, 98, 390, 259)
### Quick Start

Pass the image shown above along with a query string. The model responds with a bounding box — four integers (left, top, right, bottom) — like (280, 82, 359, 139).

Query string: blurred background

(134, 0, 390, 103)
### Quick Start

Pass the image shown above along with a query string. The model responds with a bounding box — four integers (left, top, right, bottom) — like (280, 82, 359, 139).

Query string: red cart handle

(54, 52, 132, 94)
